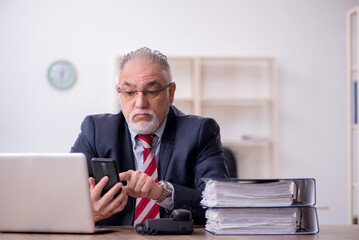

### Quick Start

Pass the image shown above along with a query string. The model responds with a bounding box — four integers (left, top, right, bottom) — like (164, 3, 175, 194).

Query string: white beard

(128, 109, 160, 134)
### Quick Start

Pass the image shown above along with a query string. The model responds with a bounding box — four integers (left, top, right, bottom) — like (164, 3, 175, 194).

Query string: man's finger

(119, 171, 132, 181)
(121, 186, 136, 198)
(98, 182, 122, 206)
(99, 184, 127, 217)
(92, 176, 109, 198)
(106, 182, 123, 201)
(88, 177, 96, 191)
(140, 180, 153, 198)
(111, 195, 128, 215)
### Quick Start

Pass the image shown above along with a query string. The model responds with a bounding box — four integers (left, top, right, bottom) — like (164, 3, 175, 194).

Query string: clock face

(47, 60, 76, 90)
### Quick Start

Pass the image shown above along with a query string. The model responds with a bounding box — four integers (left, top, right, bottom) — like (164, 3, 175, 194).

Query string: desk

(0, 225, 358, 240)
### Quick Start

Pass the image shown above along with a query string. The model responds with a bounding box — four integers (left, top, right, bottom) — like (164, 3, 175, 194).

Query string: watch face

(47, 60, 76, 90)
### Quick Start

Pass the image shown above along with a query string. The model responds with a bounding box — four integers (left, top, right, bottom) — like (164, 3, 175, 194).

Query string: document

(205, 208, 297, 234)
(201, 179, 295, 207)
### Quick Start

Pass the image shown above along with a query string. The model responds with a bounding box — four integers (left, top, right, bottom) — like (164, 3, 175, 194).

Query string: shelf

(201, 98, 272, 106)
(222, 138, 272, 147)
(173, 98, 193, 103)
(316, 205, 330, 210)
(199, 56, 275, 62)
(120, 56, 278, 178)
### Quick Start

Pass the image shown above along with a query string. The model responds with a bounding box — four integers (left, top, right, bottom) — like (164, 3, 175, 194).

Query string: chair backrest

(223, 147, 237, 178)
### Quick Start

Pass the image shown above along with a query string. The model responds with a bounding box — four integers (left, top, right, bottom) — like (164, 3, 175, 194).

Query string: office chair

(223, 147, 237, 178)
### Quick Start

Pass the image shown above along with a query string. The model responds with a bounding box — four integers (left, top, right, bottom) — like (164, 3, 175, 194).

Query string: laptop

(0, 153, 110, 233)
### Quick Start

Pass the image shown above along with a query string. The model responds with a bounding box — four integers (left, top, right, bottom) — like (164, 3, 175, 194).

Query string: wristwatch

(157, 180, 173, 203)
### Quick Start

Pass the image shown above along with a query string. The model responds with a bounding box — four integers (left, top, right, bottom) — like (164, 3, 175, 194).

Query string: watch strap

(157, 180, 173, 203)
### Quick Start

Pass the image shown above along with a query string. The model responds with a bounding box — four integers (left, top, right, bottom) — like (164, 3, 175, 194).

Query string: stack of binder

(200, 178, 319, 235)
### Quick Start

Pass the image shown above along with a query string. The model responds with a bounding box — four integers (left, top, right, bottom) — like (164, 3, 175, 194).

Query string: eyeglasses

(118, 83, 172, 100)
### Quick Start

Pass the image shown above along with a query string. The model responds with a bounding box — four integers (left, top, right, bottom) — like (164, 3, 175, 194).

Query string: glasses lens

(144, 89, 161, 98)
(121, 88, 136, 99)
(120, 83, 170, 100)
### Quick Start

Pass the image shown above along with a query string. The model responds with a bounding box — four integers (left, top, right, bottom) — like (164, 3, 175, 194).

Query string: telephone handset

(135, 209, 194, 235)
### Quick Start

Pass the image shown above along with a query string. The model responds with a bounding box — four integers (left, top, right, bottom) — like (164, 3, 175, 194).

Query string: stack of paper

(201, 178, 319, 235)
(205, 208, 297, 234)
(201, 180, 295, 207)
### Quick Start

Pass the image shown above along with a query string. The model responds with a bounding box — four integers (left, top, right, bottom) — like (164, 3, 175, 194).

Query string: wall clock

(47, 60, 77, 90)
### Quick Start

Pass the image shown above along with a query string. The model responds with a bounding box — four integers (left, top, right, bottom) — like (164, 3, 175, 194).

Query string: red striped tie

(134, 134, 160, 225)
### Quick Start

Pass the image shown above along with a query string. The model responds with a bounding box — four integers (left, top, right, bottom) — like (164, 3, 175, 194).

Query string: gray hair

(117, 47, 172, 84)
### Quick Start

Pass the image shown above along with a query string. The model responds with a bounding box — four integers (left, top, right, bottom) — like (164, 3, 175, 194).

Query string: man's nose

(134, 92, 148, 108)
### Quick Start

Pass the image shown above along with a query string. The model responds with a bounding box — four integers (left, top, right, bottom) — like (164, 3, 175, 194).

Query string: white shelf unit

(347, 6, 359, 224)
(169, 57, 278, 178)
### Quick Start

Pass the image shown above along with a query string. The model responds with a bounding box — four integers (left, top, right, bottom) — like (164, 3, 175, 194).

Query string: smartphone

(91, 158, 121, 197)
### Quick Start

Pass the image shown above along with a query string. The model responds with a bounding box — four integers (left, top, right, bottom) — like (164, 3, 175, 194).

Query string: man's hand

(120, 170, 163, 200)
(88, 176, 128, 222)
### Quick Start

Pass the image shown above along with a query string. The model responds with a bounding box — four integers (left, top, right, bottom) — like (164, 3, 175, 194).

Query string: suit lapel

(117, 113, 135, 172)
(115, 112, 136, 224)
(158, 108, 176, 180)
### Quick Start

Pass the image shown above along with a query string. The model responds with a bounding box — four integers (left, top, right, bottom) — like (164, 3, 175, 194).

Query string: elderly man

(71, 47, 229, 226)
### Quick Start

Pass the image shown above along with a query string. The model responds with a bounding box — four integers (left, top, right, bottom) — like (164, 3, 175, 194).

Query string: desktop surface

(0, 225, 358, 240)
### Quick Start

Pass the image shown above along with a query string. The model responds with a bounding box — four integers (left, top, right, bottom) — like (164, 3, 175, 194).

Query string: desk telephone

(135, 209, 194, 235)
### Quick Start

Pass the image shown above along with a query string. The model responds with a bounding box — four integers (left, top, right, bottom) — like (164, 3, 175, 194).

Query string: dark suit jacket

(70, 105, 229, 226)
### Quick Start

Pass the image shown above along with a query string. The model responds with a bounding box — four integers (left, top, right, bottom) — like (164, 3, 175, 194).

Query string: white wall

(1, 0, 358, 224)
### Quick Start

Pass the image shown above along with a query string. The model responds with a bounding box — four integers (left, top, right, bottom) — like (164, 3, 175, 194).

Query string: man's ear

(116, 85, 122, 105)
(169, 82, 176, 104)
